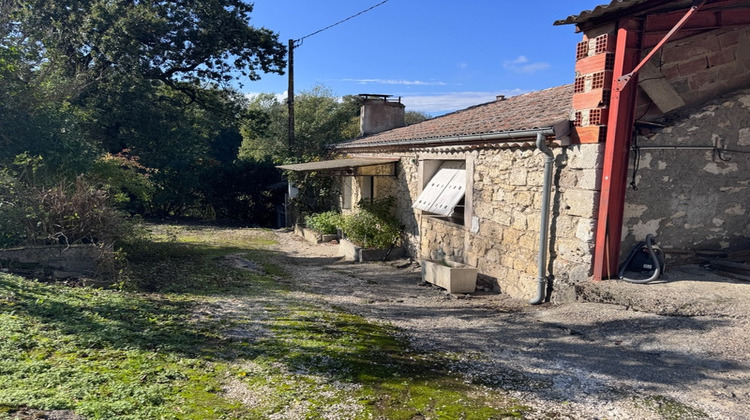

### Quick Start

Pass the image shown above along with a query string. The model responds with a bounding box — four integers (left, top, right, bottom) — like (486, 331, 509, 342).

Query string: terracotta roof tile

(553, 0, 696, 27)
(338, 84, 573, 148)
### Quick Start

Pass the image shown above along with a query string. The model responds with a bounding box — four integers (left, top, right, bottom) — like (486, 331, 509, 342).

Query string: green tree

(405, 110, 431, 125)
(1, 0, 287, 222)
(2, 0, 286, 99)
(240, 86, 364, 161)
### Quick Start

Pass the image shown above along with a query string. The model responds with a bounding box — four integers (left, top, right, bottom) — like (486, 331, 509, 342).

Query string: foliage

(358, 195, 397, 220)
(283, 167, 340, 222)
(239, 86, 362, 161)
(32, 177, 131, 245)
(339, 197, 401, 249)
(405, 110, 431, 125)
(2, 0, 286, 93)
(198, 159, 284, 224)
(304, 211, 342, 235)
(0, 175, 26, 247)
(0, 0, 287, 225)
(90, 150, 155, 215)
(239, 93, 290, 161)
(0, 159, 133, 247)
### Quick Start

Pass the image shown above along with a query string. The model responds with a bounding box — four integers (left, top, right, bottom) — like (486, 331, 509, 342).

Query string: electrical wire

(294, 0, 390, 46)
(629, 131, 640, 191)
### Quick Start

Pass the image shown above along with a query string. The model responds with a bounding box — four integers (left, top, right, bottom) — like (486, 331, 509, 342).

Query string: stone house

(281, 0, 750, 302)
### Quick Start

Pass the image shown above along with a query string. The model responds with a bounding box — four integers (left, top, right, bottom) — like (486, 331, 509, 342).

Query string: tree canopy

(1, 0, 286, 95)
(0, 0, 287, 228)
(239, 86, 363, 162)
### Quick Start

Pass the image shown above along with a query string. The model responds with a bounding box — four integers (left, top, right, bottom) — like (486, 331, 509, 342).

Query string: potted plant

(298, 211, 341, 244)
(338, 197, 404, 262)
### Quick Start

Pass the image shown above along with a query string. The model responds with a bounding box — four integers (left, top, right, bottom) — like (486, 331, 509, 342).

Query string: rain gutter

(335, 128, 557, 150)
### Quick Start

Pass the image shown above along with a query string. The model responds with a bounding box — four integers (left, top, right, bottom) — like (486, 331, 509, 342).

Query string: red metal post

(593, 18, 642, 281)
(593, 2, 708, 281)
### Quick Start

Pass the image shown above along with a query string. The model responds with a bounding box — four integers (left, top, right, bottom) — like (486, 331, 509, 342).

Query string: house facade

(332, 87, 597, 301)
(282, 0, 750, 302)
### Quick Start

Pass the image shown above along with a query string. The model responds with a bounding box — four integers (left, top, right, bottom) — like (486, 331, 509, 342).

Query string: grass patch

(633, 395, 708, 420)
(0, 273, 246, 419)
(1, 224, 530, 419)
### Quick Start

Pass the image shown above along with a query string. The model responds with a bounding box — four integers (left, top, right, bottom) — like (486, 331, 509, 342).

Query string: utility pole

(287, 39, 295, 152)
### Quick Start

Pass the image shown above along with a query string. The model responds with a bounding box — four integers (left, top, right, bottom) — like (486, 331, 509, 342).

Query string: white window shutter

(413, 168, 466, 216)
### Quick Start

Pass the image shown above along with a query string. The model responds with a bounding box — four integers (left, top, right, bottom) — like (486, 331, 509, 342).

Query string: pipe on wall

(530, 131, 556, 305)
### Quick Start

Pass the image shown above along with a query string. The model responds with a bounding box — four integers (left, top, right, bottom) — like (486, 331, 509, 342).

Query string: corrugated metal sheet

(276, 158, 398, 172)
(413, 168, 466, 216)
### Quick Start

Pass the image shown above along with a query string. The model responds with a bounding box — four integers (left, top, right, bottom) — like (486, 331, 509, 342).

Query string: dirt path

(267, 230, 750, 419)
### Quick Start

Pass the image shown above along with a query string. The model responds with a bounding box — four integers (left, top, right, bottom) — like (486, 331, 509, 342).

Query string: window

(413, 161, 467, 224)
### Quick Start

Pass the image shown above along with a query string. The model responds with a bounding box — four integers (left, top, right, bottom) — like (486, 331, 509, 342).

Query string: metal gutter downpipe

(531, 131, 555, 305)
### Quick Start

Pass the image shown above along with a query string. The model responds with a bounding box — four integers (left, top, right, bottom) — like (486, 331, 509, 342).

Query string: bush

(339, 197, 401, 249)
(304, 211, 341, 235)
(0, 200, 26, 247)
(358, 195, 396, 219)
(0, 169, 135, 247)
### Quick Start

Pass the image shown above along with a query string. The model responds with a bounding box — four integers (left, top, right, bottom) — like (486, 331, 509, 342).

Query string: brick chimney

(572, 32, 615, 143)
(359, 94, 405, 137)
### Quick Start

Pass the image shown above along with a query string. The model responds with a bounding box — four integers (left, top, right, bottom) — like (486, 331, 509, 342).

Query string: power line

(294, 0, 390, 46)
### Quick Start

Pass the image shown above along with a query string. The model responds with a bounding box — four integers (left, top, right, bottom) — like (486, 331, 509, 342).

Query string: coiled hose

(618, 234, 663, 284)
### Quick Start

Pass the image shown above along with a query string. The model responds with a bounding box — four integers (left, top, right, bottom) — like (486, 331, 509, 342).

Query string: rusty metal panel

(413, 168, 466, 216)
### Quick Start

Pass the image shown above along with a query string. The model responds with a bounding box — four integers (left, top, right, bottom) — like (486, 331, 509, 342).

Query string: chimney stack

(359, 94, 405, 137)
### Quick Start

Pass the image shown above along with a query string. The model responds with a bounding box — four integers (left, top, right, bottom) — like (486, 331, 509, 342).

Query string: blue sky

(245, 1, 605, 116)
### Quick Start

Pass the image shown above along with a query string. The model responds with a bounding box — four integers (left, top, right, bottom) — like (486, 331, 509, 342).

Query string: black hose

(618, 234, 663, 284)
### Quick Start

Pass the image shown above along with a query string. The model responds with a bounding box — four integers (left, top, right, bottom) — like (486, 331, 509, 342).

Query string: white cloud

(401, 89, 528, 114)
(503, 56, 550, 74)
(339, 78, 447, 86)
(244, 91, 288, 102)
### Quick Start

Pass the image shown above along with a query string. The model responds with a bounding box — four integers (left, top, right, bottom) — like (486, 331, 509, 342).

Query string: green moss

(634, 395, 708, 419)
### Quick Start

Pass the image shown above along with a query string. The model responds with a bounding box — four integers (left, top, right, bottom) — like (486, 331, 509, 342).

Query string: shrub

(23, 176, 131, 245)
(0, 169, 134, 247)
(0, 199, 26, 248)
(339, 197, 401, 249)
(304, 211, 341, 235)
(358, 195, 396, 219)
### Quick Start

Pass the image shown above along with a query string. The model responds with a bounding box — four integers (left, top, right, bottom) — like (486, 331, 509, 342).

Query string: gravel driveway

(269, 230, 750, 419)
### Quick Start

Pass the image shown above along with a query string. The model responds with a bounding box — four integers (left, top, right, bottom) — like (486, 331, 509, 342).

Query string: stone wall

(0, 244, 116, 280)
(348, 144, 603, 302)
(467, 145, 601, 301)
(622, 87, 750, 260)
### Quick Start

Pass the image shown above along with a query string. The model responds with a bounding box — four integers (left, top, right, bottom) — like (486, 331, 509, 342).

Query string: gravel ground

(267, 230, 750, 419)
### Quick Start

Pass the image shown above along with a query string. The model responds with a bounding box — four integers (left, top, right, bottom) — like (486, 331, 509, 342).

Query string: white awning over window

(413, 166, 466, 216)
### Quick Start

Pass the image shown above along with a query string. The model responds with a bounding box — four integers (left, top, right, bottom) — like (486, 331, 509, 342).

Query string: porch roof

(276, 157, 399, 173)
